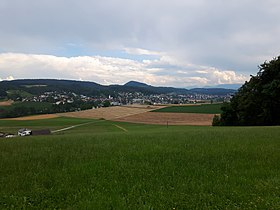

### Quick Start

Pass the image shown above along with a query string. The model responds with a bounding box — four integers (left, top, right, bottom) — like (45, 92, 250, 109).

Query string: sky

(0, 0, 279, 88)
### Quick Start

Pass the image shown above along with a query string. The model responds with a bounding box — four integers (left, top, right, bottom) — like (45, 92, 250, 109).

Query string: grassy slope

(0, 101, 53, 113)
(12, 101, 52, 108)
(7, 90, 33, 98)
(153, 103, 222, 114)
(0, 118, 279, 209)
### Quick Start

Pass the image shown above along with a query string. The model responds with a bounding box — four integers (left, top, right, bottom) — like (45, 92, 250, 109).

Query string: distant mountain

(124, 81, 150, 88)
(0, 79, 237, 97)
(189, 88, 237, 95)
(123, 81, 236, 95)
(0, 79, 106, 96)
(204, 84, 242, 90)
(123, 81, 191, 95)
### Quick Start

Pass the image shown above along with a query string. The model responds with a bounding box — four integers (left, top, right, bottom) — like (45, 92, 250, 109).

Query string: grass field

(0, 117, 279, 209)
(153, 103, 223, 114)
(11, 101, 52, 110)
(0, 101, 53, 112)
(7, 90, 33, 98)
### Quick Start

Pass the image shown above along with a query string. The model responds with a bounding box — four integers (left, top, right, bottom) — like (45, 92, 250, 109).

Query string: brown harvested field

(0, 100, 14, 106)
(114, 112, 215, 126)
(4, 114, 59, 121)
(59, 105, 164, 120)
(2, 105, 214, 125)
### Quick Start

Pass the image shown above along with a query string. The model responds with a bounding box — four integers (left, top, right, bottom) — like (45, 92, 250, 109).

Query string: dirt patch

(0, 100, 14, 106)
(4, 114, 59, 121)
(59, 105, 164, 120)
(114, 112, 215, 126)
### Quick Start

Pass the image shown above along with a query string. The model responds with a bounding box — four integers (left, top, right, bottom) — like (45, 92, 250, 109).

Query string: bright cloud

(0, 52, 248, 87)
(0, 76, 14, 81)
(124, 48, 163, 56)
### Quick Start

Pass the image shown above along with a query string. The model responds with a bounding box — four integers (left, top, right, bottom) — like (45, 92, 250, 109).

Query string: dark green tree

(218, 56, 280, 126)
(102, 100, 111, 107)
(0, 89, 7, 98)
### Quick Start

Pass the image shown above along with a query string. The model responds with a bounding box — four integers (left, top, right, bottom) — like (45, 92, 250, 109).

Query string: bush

(212, 115, 221, 126)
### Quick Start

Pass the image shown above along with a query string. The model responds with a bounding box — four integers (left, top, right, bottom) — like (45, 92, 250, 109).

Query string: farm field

(153, 103, 223, 114)
(59, 105, 163, 120)
(2, 104, 218, 125)
(59, 105, 216, 125)
(0, 100, 14, 106)
(115, 112, 215, 125)
(4, 114, 59, 121)
(0, 101, 53, 112)
(0, 117, 280, 209)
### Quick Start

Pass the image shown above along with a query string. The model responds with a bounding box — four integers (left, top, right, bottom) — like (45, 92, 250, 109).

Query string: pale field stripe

(52, 120, 105, 133)
(113, 124, 128, 132)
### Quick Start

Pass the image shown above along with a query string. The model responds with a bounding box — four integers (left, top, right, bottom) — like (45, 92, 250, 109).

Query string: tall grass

(0, 121, 279, 209)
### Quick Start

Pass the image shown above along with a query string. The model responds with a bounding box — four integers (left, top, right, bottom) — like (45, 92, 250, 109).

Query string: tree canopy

(0, 89, 7, 98)
(216, 56, 280, 126)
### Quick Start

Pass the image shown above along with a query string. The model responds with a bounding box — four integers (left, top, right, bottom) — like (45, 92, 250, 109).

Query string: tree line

(213, 56, 280, 126)
(0, 100, 112, 118)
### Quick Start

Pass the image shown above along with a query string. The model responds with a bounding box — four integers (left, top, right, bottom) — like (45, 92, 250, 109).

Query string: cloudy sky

(0, 0, 279, 87)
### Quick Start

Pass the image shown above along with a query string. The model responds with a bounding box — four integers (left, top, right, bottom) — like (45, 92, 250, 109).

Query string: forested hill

(0, 79, 236, 97)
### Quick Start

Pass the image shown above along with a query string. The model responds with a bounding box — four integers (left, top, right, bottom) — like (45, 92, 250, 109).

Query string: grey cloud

(0, 0, 279, 78)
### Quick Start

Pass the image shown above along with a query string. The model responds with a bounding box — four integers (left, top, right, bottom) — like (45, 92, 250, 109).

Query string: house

(132, 99, 144, 104)
(110, 102, 121, 106)
(18, 128, 32, 136)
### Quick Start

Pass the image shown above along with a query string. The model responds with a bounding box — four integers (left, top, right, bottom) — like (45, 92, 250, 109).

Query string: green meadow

(153, 103, 223, 114)
(0, 101, 53, 111)
(7, 90, 33, 99)
(0, 117, 279, 209)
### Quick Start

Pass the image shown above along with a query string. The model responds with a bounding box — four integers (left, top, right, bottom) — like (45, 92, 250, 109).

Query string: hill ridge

(0, 79, 236, 96)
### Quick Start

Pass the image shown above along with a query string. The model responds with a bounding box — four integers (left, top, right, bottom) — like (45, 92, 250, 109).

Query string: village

(20, 90, 232, 108)
(0, 88, 233, 119)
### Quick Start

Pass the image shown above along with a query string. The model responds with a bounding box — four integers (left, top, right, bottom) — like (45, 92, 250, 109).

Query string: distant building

(132, 99, 144, 104)
(18, 128, 32, 136)
(111, 102, 121, 106)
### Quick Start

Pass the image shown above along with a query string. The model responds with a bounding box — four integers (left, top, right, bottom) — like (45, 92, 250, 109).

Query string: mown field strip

(113, 124, 128, 132)
(51, 120, 105, 133)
